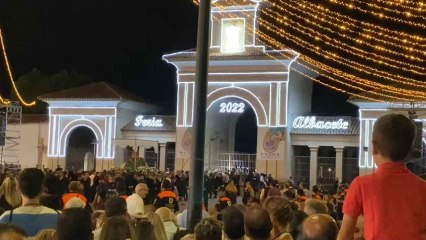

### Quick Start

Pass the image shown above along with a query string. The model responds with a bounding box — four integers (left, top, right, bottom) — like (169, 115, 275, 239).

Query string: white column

(309, 146, 318, 190)
(335, 147, 344, 183)
(159, 143, 167, 171)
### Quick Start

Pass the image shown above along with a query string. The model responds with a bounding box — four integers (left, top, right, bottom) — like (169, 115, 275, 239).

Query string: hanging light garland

(211, 3, 426, 101)
(0, 29, 36, 107)
(271, 0, 425, 44)
(262, 6, 424, 55)
(208, 0, 426, 101)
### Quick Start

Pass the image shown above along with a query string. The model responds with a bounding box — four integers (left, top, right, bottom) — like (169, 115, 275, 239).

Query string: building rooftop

(38, 82, 147, 103)
(163, 47, 298, 62)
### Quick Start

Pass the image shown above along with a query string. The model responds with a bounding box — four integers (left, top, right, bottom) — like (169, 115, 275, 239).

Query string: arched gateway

(39, 82, 158, 171)
(163, 0, 313, 179)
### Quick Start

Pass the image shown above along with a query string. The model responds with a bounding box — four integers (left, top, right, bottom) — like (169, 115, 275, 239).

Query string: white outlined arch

(207, 86, 268, 126)
(58, 119, 104, 158)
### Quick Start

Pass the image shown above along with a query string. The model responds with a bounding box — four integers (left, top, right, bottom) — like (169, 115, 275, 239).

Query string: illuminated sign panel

(293, 116, 349, 130)
(221, 18, 245, 53)
(219, 102, 245, 113)
(134, 116, 164, 127)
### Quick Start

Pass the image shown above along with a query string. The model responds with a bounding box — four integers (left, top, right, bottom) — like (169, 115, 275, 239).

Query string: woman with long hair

(99, 216, 136, 240)
(144, 212, 168, 240)
(0, 177, 21, 210)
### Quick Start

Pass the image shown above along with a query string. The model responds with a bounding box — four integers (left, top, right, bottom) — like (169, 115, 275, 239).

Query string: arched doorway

(66, 126, 96, 171)
(205, 97, 257, 171)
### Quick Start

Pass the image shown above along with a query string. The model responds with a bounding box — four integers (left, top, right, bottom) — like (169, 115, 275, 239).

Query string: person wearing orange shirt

(153, 179, 179, 213)
(62, 181, 87, 207)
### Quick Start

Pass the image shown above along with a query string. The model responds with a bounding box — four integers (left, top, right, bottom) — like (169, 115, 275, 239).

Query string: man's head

(68, 181, 82, 193)
(135, 183, 149, 199)
(161, 178, 172, 191)
(299, 214, 338, 240)
(18, 168, 45, 199)
(372, 113, 416, 162)
(194, 218, 222, 240)
(105, 196, 127, 217)
(304, 199, 328, 216)
(264, 197, 293, 230)
(222, 206, 245, 240)
(244, 206, 272, 240)
(0, 223, 26, 240)
(56, 208, 93, 240)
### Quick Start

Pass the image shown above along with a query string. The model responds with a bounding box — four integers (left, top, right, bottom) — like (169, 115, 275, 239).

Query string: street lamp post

(187, 0, 211, 232)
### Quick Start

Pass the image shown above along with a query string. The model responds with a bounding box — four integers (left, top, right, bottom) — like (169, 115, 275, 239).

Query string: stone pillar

(159, 143, 167, 171)
(335, 147, 344, 183)
(309, 146, 318, 189)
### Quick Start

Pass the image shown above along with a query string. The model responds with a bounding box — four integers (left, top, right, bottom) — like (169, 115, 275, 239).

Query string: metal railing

(294, 156, 310, 185)
(317, 157, 336, 192)
(215, 153, 256, 172)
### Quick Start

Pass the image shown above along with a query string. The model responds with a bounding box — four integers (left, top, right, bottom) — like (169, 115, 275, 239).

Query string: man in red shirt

(338, 114, 426, 240)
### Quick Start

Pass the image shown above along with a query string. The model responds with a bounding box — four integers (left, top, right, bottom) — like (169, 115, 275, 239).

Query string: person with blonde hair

(144, 211, 168, 240)
(0, 177, 21, 210)
(33, 229, 56, 240)
(99, 216, 136, 240)
(155, 207, 178, 240)
(0, 223, 26, 240)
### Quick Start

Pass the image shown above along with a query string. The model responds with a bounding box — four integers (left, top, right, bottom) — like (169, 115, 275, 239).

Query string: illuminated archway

(58, 119, 104, 158)
(207, 86, 268, 126)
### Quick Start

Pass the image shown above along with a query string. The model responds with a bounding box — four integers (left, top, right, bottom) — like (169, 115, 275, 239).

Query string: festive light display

(258, 17, 424, 73)
(269, 0, 425, 43)
(0, 29, 36, 106)
(257, 17, 426, 88)
(326, 0, 426, 27)
(213, 4, 422, 99)
(205, 0, 426, 102)
(262, 6, 424, 56)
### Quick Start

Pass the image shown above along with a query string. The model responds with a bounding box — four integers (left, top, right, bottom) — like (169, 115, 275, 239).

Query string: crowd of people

(0, 114, 423, 240)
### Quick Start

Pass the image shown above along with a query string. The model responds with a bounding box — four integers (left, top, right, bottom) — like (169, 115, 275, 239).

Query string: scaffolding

(0, 101, 22, 171)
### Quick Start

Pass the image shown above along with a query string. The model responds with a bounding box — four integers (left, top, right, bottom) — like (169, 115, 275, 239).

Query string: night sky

(0, 0, 357, 116)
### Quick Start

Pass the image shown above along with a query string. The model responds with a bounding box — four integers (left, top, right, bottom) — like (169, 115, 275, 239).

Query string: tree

(13, 68, 93, 113)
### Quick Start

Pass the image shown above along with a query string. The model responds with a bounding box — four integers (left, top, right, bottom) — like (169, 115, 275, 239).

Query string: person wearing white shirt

(126, 183, 149, 217)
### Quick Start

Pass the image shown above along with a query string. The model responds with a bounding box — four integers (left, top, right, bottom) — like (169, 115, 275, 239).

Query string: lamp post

(187, 0, 211, 232)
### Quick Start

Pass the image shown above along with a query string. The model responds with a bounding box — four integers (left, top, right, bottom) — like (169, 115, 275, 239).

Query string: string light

(372, 0, 425, 13)
(258, 18, 425, 75)
(0, 29, 36, 107)
(224, 0, 426, 98)
(262, 6, 424, 56)
(330, 0, 425, 19)
(257, 30, 425, 100)
(258, 14, 426, 86)
(262, 9, 423, 63)
(209, 5, 386, 101)
(268, 0, 425, 44)
(216, 1, 426, 101)
(326, 0, 426, 28)
(202, 1, 426, 102)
